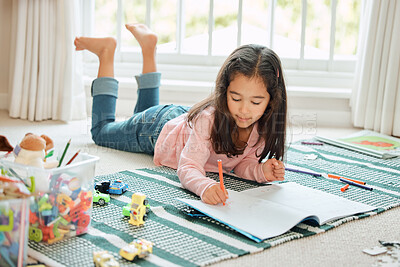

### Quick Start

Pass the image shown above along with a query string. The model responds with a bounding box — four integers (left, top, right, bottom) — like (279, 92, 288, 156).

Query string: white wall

(0, 0, 11, 109)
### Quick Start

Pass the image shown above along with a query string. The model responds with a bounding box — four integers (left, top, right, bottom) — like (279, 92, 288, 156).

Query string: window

(81, 0, 362, 92)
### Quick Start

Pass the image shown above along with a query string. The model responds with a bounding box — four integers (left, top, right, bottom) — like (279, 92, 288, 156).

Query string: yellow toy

(128, 193, 149, 226)
(93, 251, 119, 267)
(119, 239, 153, 261)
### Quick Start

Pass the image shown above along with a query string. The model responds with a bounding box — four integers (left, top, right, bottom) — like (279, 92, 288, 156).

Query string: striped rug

(28, 140, 400, 266)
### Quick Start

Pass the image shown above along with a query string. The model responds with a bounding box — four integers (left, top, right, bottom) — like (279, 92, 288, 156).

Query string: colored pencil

(340, 184, 349, 192)
(301, 141, 324, 145)
(66, 149, 80, 165)
(327, 174, 366, 185)
(285, 167, 322, 177)
(339, 178, 373, 191)
(58, 139, 71, 167)
(217, 160, 226, 205)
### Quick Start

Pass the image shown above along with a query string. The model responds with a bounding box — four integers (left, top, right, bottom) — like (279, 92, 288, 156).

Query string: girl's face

(227, 74, 270, 130)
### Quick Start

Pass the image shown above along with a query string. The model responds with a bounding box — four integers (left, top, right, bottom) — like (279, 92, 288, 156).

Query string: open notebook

(178, 182, 376, 242)
(316, 130, 400, 159)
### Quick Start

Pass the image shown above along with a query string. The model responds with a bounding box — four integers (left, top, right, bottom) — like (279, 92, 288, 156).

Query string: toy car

(122, 205, 131, 217)
(93, 251, 119, 267)
(95, 180, 110, 194)
(109, 180, 128, 194)
(128, 193, 149, 226)
(119, 239, 153, 261)
(95, 180, 128, 195)
(93, 190, 110, 206)
(122, 201, 150, 217)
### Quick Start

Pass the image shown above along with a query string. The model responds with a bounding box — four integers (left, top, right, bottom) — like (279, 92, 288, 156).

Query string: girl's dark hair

(187, 44, 287, 162)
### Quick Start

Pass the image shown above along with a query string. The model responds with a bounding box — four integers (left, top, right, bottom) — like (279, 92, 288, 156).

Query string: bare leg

(74, 37, 117, 78)
(125, 23, 158, 74)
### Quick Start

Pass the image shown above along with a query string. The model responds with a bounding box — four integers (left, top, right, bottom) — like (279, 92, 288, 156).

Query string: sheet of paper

(242, 182, 376, 224)
(178, 189, 316, 242)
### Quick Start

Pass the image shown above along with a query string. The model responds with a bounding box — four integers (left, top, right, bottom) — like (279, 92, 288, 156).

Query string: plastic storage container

(0, 197, 32, 267)
(0, 153, 98, 244)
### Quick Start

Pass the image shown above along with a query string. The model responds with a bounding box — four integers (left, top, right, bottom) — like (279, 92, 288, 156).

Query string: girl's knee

(90, 127, 101, 145)
(90, 120, 110, 145)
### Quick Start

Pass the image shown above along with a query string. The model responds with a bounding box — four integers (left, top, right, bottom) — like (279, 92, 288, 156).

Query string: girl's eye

(232, 98, 240, 102)
(252, 102, 261, 105)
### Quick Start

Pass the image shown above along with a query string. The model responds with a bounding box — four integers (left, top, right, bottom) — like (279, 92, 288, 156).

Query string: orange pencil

(340, 184, 349, 192)
(217, 160, 225, 205)
(327, 174, 341, 179)
(66, 150, 80, 165)
(327, 174, 366, 185)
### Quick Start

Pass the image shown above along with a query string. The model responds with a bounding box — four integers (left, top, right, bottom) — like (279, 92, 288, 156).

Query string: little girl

(74, 23, 286, 205)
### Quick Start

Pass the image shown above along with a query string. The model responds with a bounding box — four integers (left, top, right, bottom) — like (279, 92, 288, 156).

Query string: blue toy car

(108, 180, 128, 194)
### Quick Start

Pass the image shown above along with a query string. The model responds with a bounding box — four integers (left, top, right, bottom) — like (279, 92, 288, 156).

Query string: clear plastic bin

(0, 197, 32, 267)
(0, 153, 99, 244)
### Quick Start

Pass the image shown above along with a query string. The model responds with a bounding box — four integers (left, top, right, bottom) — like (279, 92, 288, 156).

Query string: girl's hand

(262, 158, 285, 182)
(202, 184, 228, 205)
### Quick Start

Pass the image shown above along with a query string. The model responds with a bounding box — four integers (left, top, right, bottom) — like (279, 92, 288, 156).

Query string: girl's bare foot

(74, 37, 117, 59)
(125, 23, 158, 74)
(74, 37, 116, 78)
(125, 23, 157, 54)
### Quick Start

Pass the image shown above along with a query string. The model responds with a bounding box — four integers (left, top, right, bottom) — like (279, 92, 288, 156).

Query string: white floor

(1, 110, 399, 267)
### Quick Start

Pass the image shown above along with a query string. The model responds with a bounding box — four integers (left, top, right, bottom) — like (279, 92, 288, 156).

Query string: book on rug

(178, 182, 377, 242)
(315, 130, 400, 159)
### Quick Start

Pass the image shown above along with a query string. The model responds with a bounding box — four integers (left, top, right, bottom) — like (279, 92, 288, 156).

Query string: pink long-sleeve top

(153, 106, 268, 200)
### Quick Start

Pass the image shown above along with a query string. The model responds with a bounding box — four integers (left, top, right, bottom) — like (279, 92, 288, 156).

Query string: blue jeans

(90, 73, 189, 155)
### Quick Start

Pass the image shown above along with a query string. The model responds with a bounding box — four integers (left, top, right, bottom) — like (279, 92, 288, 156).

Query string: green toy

(93, 191, 110, 206)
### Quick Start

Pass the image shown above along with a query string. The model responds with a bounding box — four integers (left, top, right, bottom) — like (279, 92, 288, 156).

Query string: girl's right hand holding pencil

(262, 158, 285, 182)
(202, 184, 228, 205)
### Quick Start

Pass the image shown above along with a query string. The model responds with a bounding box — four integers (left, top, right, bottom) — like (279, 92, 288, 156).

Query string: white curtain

(9, 0, 86, 121)
(351, 0, 400, 136)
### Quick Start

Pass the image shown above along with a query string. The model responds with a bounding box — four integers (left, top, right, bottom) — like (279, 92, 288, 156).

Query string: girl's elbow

(176, 167, 186, 183)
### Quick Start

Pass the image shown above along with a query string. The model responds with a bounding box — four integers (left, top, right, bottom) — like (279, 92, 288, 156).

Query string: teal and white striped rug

(28, 140, 400, 266)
